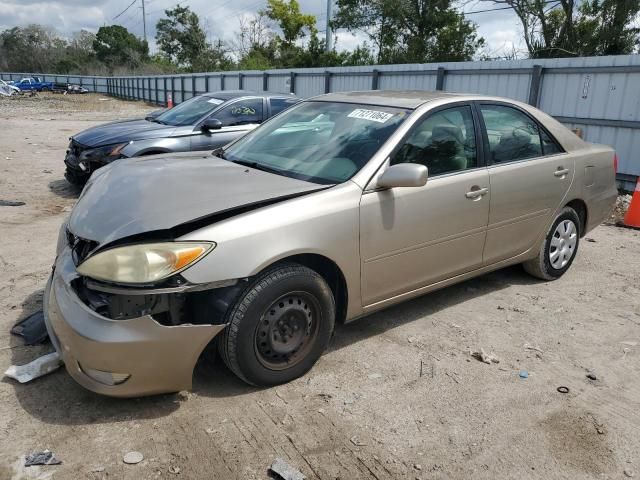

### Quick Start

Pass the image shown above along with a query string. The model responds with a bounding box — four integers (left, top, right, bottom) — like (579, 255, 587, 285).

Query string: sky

(0, 0, 526, 59)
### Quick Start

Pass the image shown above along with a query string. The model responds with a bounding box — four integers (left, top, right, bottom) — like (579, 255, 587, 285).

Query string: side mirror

(202, 118, 223, 131)
(377, 163, 428, 189)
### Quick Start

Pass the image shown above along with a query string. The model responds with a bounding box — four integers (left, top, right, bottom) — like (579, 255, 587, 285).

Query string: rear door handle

(465, 187, 489, 199)
(554, 168, 570, 177)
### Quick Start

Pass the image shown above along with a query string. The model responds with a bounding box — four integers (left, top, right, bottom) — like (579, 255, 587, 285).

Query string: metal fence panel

(3, 54, 639, 187)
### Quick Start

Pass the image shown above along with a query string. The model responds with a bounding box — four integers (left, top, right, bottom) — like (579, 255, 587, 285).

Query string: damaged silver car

(44, 91, 617, 397)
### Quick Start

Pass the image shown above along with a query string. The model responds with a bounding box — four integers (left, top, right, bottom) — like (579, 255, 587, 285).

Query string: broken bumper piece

(43, 246, 226, 397)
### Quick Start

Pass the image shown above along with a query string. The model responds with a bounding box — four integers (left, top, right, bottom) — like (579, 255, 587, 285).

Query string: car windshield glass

(155, 95, 225, 126)
(224, 101, 410, 184)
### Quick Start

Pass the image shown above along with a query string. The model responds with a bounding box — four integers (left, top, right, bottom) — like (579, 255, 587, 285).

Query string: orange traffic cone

(624, 176, 640, 228)
(167, 94, 173, 109)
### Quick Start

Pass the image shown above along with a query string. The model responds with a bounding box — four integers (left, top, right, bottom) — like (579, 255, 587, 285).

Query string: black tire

(219, 263, 335, 386)
(523, 206, 581, 280)
(41, 87, 50, 92)
(64, 167, 89, 186)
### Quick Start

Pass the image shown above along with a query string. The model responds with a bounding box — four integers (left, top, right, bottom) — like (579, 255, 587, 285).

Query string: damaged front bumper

(43, 246, 226, 397)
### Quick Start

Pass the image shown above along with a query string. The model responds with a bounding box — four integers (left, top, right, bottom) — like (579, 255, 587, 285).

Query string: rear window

(270, 98, 298, 116)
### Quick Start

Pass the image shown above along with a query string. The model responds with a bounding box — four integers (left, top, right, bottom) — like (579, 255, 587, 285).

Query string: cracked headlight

(77, 242, 215, 284)
(80, 142, 129, 161)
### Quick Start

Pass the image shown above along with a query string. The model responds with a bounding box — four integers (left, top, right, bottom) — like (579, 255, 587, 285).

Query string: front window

(155, 95, 225, 126)
(223, 101, 410, 184)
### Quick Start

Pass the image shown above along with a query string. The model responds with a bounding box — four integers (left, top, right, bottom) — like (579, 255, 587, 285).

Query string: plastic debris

(11, 311, 49, 345)
(471, 348, 500, 364)
(586, 372, 597, 381)
(519, 370, 529, 379)
(0, 200, 26, 207)
(269, 457, 306, 480)
(4, 352, 62, 383)
(557, 386, 570, 394)
(123, 451, 144, 464)
(25, 450, 61, 466)
(169, 465, 181, 474)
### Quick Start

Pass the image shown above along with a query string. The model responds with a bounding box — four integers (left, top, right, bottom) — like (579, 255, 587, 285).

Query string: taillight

(613, 153, 618, 173)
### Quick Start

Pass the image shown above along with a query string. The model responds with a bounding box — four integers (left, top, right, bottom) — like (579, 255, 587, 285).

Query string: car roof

(312, 90, 473, 109)
(201, 90, 296, 100)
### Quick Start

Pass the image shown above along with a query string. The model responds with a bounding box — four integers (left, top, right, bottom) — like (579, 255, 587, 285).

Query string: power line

(113, 0, 138, 20)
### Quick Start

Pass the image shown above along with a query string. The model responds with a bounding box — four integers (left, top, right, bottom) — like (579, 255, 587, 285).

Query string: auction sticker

(208, 98, 224, 105)
(347, 109, 394, 123)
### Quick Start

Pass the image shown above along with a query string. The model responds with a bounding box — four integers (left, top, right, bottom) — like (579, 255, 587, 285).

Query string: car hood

(68, 152, 325, 246)
(72, 118, 177, 147)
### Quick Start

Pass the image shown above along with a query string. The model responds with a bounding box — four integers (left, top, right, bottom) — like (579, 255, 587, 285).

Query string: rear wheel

(523, 207, 580, 280)
(218, 263, 335, 386)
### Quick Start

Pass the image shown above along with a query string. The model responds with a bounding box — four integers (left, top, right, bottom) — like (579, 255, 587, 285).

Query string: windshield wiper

(231, 159, 285, 176)
(147, 118, 166, 125)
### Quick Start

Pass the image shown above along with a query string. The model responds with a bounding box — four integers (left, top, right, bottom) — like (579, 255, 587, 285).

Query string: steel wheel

(549, 219, 577, 269)
(254, 292, 320, 371)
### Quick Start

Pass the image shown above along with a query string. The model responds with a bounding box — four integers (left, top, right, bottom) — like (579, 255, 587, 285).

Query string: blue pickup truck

(13, 76, 54, 92)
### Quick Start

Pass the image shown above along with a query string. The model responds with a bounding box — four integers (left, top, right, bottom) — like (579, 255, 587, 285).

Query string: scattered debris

(123, 451, 144, 464)
(414, 464, 423, 471)
(350, 436, 367, 446)
(519, 370, 529, 379)
(557, 386, 570, 394)
(586, 372, 597, 381)
(269, 457, 306, 480)
(4, 352, 62, 383)
(621, 341, 638, 347)
(11, 311, 49, 345)
(0, 199, 26, 206)
(471, 348, 500, 364)
(624, 469, 634, 478)
(168, 465, 181, 474)
(367, 373, 382, 379)
(445, 371, 460, 384)
(90, 466, 106, 473)
(25, 450, 62, 466)
(317, 393, 333, 401)
(42, 169, 53, 174)
(523, 344, 544, 354)
(585, 237, 597, 243)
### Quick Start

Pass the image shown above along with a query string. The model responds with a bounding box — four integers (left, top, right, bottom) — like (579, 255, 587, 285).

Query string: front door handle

(465, 187, 489, 199)
(554, 167, 570, 177)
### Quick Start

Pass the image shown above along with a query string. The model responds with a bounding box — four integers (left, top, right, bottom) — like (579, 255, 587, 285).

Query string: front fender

(178, 182, 364, 320)
(121, 136, 189, 157)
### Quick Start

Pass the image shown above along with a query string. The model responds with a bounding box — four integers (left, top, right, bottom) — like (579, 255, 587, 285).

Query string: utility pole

(141, 0, 147, 45)
(325, 0, 332, 52)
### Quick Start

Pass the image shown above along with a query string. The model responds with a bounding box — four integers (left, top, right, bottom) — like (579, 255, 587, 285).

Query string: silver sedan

(45, 91, 617, 396)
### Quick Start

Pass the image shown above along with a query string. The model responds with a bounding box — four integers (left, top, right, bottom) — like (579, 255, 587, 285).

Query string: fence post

(263, 72, 268, 91)
(371, 69, 379, 90)
(528, 64, 543, 107)
(290, 72, 296, 94)
(324, 71, 332, 94)
(238, 73, 244, 90)
(192, 75, 196, 97)
(171, 77, 175, 104)
(220, 74, 225, 91)
(206, 75, 210, 93)
(436, 67, 446, 91)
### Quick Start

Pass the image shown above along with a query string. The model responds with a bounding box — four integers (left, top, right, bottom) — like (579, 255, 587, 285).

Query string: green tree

(332, 0, 484, 63)
(480, 0, 640, 58)
(156, 5, 206, 70)
(262, 0, 317, 47)
(93, 25, 148, 70)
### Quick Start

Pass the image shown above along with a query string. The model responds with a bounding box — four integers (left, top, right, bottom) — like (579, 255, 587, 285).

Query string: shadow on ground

(48, 179, 81, 199)
(7, 266, 539, 425)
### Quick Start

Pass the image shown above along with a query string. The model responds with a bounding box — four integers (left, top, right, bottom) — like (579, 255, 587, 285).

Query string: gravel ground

(1, 94, 639, 480)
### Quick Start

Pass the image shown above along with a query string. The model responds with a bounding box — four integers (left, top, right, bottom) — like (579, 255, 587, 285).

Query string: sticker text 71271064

(347, 109, 394, 123)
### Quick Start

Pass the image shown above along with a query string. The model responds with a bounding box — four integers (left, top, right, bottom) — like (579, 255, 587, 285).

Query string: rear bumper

(44, 247, 225, 397)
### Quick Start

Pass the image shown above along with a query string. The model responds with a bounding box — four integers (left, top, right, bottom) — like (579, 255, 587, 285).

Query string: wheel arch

(268, 253, 349, 325)
(136, 148, 172, 156)
(565, 198, 588, 237)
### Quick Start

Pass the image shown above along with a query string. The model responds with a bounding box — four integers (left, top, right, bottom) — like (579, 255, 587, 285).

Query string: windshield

(224, 101, 409, 184)
(155, 95, 225, 126)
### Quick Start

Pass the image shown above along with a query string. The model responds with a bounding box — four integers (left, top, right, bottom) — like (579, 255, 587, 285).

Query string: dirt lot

(1, 93, 639, 480)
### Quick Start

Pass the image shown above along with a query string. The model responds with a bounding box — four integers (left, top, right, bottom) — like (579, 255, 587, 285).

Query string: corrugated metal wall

(2, 54, 639, 189)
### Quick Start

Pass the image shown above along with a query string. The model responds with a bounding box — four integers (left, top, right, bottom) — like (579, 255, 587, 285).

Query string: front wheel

(523, 207, 581, 280)
(64, 167, 89, 186)
(218, 263, 335, 386)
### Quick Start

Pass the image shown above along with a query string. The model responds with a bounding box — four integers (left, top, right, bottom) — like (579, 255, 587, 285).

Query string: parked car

(13, 76, 54, 92)
(0, 79, 21, 96)
(44, 91, 617, 397)
(63, 91, 299, 185)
